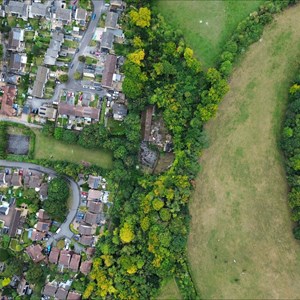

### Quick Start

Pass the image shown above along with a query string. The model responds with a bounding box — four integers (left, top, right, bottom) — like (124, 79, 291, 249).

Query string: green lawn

(155, 0, 263, 66)
(158, 278, 182, 300)
(188, 6, 300, 299)
(10, 239, 22, 252)
(33, 129, 113, 169)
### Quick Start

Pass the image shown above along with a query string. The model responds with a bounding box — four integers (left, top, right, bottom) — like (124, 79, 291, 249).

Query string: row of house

(44, 32, 65, 66)
(43, 283, 81, 300)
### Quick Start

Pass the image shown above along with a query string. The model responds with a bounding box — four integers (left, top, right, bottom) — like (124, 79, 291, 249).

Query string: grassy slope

(157, 278, 182, 300)
(33, 129, 113, 169)
(188, 5, 300, 299)
(156, 0, 263, 67)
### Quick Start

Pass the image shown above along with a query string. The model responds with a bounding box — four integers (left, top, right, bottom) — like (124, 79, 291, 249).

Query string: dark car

(70, 63, 74, 69)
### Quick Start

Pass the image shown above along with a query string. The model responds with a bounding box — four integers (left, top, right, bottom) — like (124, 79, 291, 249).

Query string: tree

(26, 264, 44, 284)
(59, 74, 69, 83)
(74, 71, 82, 80)
(129, 7, 151, 28)
(54, 127, 63, 140)
(128, 49, 145, 66)
(119, 222, 134, 243)
(78, 55, 86, 62)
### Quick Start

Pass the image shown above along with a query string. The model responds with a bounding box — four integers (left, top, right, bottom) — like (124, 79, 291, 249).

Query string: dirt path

(188, 5, 300, 299)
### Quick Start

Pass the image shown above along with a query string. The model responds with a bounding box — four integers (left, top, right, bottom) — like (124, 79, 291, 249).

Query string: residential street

(0, 161, 81, 246)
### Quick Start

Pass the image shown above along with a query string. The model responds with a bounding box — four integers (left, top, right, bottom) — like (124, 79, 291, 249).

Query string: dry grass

(188, 5, 300, 299)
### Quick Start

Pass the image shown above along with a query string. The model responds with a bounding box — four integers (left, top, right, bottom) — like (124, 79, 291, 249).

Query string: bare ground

(188, 5, 300, 299)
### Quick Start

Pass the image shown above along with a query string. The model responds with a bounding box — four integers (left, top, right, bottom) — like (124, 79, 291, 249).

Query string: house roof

(30, 229, 46, 241)
(86, 247, 95, 257)
(101, 54, 117, 88)
(7, 1, 28, 18)
(49, 39, 62, 51)
(56, 7, 71, 22)
(0, 85, 17, 117)
(58, 102, 100, 120)
(11, 173, 22, 187)
(100, 31, 114, 51)
(142, 105, 154, 142)
(56, 287, 68, 300)
(75, 8, 86, 21)
(8, 208, 21, 237)
(87, 189, 101, 201)
(67, 291, 82, 300)
(80, 260, 92, 275)
(38, 209, 49, 221)
(26, 244, 45, 262)
(24, 174, 43, 188)
(36, 221, 50, 232)
(78, 224, 93, 235)
(52, 32, 64, 42)
(30, 3, 48, 17)
(8, 28, 24, 51)
(112, 103, 127, 119)
(9, 53, 22, 71)
(87, 175, 101, 189)
(40, 183, 48, 199)
(105, 11, 118, 29)
(49, 247, 60, 264)
(59, 250, 72, 267)
(43, 283, 57, 297)
(32, 66, 49, 98)
(84, 212, 98, 225)
(79, 235, 94, 246)
(69, 254, 81, 272)
(88, 201, 103, 214)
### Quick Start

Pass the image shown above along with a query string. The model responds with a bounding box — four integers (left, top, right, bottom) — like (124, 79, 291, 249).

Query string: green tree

(59, 74, 69, 83)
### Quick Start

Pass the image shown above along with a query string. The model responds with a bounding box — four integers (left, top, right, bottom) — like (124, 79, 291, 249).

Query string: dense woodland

(281, 71, 300, 238)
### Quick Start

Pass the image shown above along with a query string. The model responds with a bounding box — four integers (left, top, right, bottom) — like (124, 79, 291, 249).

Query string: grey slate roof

(32, 66, 49, 98)
(55, 7, 71, 22)
(30, 3, 48, 17)
(100, 31, 114, 51)
(7, 1, 28, 19)
(105, 12, 118, 29)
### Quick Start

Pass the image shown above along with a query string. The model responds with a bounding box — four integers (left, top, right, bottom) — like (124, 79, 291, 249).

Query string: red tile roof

(59, 250, 72, 267)
(49, 247, 60, 264)
(80, 260, 92, 275)
(0, 85, 17, 117)
(101, 55, 117, 88)
(69, 254, 81, 272)
(58, 102, 100, 120)
(26, 244, 45, 263)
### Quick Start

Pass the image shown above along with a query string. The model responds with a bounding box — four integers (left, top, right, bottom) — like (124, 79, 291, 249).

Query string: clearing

(155, 0, 263, 66)
(157, 278, 181, 300)
(188, 5, 300, 299)
(33, 129, 113, 169)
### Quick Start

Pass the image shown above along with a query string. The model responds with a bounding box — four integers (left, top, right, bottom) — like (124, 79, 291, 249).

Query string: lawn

(158, 278, 181, 300)
(188, 5, 300, 299)
(155, 0, 263, 67)
(33, 129, 113, 169)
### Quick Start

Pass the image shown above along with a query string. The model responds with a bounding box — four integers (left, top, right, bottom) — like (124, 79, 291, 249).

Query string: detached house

(105, 12, 118, 29)
(31, 66, 49, 98)
(0, 85, 17, 116)
(8, 28, 24, 52)
(6, 1, 28, 20)
(9, 53, 27, 73)
(100, 31, 114, 53)
(75, 8, 87, 25)
(55, 7, 72, 24)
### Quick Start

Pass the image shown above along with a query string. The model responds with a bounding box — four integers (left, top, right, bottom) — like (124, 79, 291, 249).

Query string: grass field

(188, 5, 300, 299)
(33, 129, 113, 169)
(156, 0, 263, 66)
(157, 278, 181, 300)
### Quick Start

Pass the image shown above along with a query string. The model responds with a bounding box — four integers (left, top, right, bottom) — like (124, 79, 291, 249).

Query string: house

(56, 287, 69, 300)
(75, 8, 87, 24)
(58, 102, 100, 122)
(31, 66, 49, 98)
(38, 106, 57, 120)
(140, 142, 158, 169)
(59, 250, 72, 268)
(0, 85, 17, 117)
(141, 105, 154, 142)
(49, 247, 60, 264)
(29, 3, 49, 18)
(6, 73, 20, 85)
(67, 291, 82, 300)
(110, 0, 123, 10)
(87, 189, 101, 201)
(36, 221, 50, 232)
(38, 209, 50, 221)
(8, 208, 21, 237)
(0, 173, 5, 185)
(11, 172, 22, 187)
(79, 235, 94, 246)
(83, 68, 95, 79)
(84, 212, 98, 225)
(100, 31, 114, 52)
(88, 201, 103, 214)
(9, 53, 27, 73)
(80, 260, 92, 275)
(69, 254, 81, 272)
(78, 224, 94, 235)
(0, 201, 9, 216)
(112, 103, 127, 121)
(17, 278, 30, 296)
(105, 12, 118, 29)
(26, 244, 45, 262)
(40, 183, 48, 200)
(7, 1, 28, 20)
(30, 229, 46, 241)
(23, 174, 43, 188)
(86, 247, 95, 258)
(101, 54, 117, 88)
(43, 283, 57, 298)
(55, 7, 72, 23)
(8, 28, 24, 52)
(87, 175, 101, 189)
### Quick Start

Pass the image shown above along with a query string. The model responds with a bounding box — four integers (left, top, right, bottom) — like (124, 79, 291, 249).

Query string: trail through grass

(156, 0, 263, 66)
(188, 5, 300, 299)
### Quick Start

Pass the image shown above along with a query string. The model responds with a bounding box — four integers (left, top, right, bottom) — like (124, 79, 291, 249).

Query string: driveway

(0, 161, 80, 244)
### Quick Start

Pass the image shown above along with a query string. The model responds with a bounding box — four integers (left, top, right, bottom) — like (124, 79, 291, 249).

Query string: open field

(33, 129, 113, 169)
(157, 278, 181, 300)
(188, 5, 300, 299)
(155, 0, 263, 66)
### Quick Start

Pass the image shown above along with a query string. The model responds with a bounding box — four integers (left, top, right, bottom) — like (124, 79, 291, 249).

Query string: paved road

(0, 161, 80, 245)
(0, 117, 42, 128)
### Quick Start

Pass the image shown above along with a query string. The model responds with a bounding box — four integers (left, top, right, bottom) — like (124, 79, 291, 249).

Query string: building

(75, 8, 87, 24)
(43, 283, 57, 298)
(38, 106, 57, 120)
(0, 85, 17, 116)
(44, 32, 64, 66)
(8, 208, 21, 237)
(69, 254, 81, 272)
(38, 209, 50, 221)
(49, 247, 60, 264)
(26, 244, 45, 262)
(9, 53, 27, 73)
(78, 224, 93, 235)
(100, 31, 114, 52)
(56, 287, 68, 299)
(79, 235, 94, 246)
(110, 0, 123, 10)
(8, 28, 24, 52)
(105, 11, 118, 29)
(55, 7, 72, 23)
(80, 260, 92, 275)
(84, 212, 98, 225)
(112, 103, 127, 121)
(141, 106, 154, 142)
(6, 1, 28, 20)
(29, 3, 49, 18)
(17, 278, 30, 296)
(40, 183, 48, 200)
(67, 291, 82, 300)
(31, 66, 49, 98)
(88, 201, 103, 214)
(87, 175, 101, 189)
(87, 189, 101, 201)
(30, 230, 46, 241)
(59, 250, 72, 268)
(36, 221, 50, 232)
(58, 102, 100, 122)
(101, 54, 117, 88)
